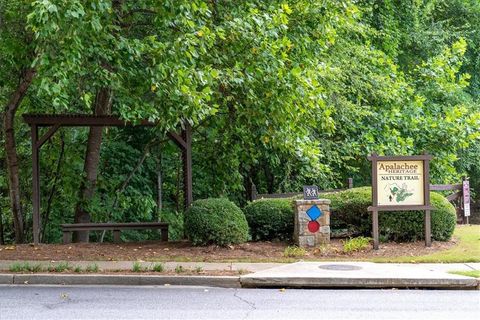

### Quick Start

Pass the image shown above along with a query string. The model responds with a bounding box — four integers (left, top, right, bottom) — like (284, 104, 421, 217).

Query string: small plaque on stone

(303, 185, 319, 200)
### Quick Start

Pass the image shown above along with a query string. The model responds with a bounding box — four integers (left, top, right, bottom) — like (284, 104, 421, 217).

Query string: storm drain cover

(318, 264, 362, 271)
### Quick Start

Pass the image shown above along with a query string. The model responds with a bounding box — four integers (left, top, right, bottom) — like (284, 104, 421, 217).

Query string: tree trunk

(0, 201, 4, 245)
(0, 114, 5, 245)
(73, 88, 112, 242)
(3, 68, 36, 243)
(156, 152, 162, 220)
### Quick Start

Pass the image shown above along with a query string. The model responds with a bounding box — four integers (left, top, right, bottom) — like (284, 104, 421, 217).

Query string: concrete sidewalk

(0, 260, 478, 289)
(240, 261, 480, 289)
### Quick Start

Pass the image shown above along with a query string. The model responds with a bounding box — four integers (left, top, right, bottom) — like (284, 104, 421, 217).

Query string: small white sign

(463, 180, 470, 217)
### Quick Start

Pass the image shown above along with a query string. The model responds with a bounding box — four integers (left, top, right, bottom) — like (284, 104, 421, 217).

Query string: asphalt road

(0, 285, 478, 320)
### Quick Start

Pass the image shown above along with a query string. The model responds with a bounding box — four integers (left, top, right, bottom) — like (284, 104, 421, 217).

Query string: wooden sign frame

(367, 153, 433, 249)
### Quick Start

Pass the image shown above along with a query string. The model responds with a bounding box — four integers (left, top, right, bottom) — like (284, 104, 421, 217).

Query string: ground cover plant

(342, 237, 372, 253)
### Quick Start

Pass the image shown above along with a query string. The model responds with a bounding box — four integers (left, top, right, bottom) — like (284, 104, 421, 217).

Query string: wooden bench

(61, 222, 169, 244)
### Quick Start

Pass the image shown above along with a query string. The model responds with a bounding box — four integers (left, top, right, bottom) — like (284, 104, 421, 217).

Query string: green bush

(243, 199, 294, 241)
(160, 209, 184, 241)
(184, 198, 249, 246)
(323, 187, 372, 236)
(324, 187, 457, 242)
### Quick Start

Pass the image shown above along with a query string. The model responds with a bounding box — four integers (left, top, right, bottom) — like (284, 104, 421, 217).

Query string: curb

(240, 276, 480, 290)
(1, 273, 478, 290)
(0, 274, 13, 284)
(0, 274, 240, 288)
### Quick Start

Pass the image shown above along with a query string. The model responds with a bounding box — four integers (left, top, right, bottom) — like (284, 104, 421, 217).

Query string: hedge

(244, 187, 456, 242)
(185, 198, 249, 246)
(324, 187, 456, 241)
(244, 198, 294, 241)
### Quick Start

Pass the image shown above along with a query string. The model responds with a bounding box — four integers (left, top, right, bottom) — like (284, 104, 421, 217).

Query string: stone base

(294, 199, 331, 247)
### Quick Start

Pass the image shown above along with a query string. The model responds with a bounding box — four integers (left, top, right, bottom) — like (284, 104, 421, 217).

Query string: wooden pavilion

(23, 114, 193, 245)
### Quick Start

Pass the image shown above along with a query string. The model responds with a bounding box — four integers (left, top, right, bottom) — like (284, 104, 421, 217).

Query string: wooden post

(113, 230, 121, 243)
(371, 153, 380, 249)
(425, 209, 431, 247)
(182, 123, 193, 208)
(251, 183, 258, 201)
(63, 231, 72, 244)
(372, 210, 379, 250)
(347, 178, 353, 189)
(31, 125, 40, 245)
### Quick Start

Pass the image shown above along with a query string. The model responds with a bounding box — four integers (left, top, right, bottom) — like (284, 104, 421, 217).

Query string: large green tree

(0, 0, 478, 243)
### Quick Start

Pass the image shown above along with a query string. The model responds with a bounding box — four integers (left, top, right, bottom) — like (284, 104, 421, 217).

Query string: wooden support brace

(36, 124, 60, 148)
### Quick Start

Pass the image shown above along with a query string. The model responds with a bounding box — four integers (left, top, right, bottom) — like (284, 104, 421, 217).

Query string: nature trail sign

(368, 153, 432, 250)
(376, 160, 425, 206)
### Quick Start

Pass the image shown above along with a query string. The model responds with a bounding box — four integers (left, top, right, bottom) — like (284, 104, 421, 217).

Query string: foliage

(184, 198, 249, 246)
(9, 262, 42, 273)
(323, 188, 373, 236)
(152, 263, 165, 273)
(85, 263, 99, 273)
(243, 199, 294, 241)
(0, 0, 479, 244)
(132, 261, 144, 273)
(283, 246, 307, 258)
(159, 209, 184, 241)
(174, 265, 185, 274)
(342, 236, 372, 253)
(324, 187, 457, 242)
(48, 262, 70, 273)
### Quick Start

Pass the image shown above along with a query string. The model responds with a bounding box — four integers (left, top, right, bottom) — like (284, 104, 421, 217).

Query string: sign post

(463, 178, 470, 224)
(367, 153, 432, 249)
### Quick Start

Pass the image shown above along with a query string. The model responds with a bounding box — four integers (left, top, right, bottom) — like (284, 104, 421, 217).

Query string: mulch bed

(0, 237, 456, 262)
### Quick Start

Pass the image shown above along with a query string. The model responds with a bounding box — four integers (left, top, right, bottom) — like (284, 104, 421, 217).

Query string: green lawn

(373, 225, 480, 263)
(448, 270, 480, 278)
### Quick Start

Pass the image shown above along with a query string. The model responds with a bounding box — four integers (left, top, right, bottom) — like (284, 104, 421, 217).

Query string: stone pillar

(294, 199, 331, 247)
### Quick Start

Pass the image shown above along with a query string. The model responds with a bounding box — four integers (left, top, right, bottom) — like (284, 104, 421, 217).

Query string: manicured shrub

(241, 187, 456, 242)
(322, 187, 372, 236)
(324, 187, 457, 242)
(243, 198, 294, 241)
(185, 198, 249, 246)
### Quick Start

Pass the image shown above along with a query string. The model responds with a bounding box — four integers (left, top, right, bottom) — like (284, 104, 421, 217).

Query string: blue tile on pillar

(306, 205, 323, 221)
